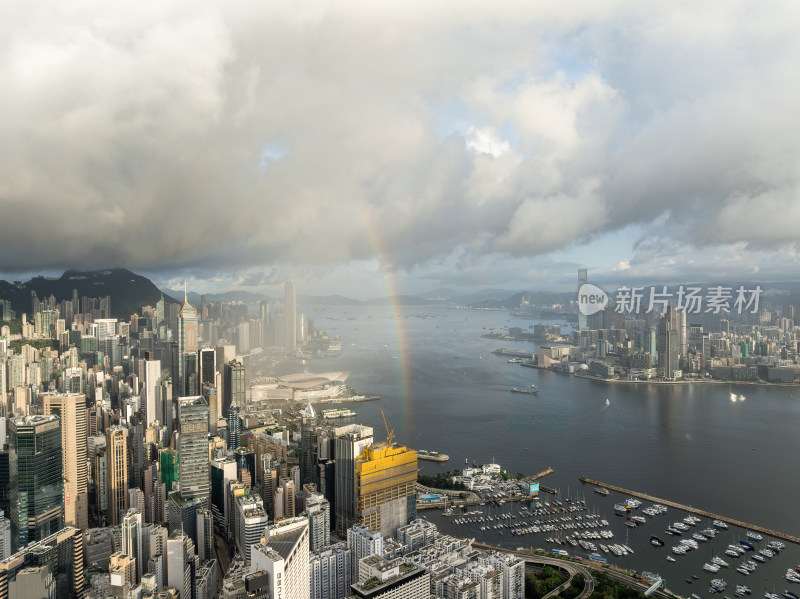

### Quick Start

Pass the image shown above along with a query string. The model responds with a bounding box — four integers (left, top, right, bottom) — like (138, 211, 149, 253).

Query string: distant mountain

(0, 268, 179, 319)
(298, 294, 361, 306)
(162, 292, 442, 307)
(165, 289, 271, 305)
(461, 290, 574, 309)
(448, 289, 526, 305)
(412, 287, 458, 300)
(362, 295, 442, 306)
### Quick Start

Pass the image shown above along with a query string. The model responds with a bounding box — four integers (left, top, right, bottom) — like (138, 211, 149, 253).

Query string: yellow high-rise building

(355, 442, 417, 538)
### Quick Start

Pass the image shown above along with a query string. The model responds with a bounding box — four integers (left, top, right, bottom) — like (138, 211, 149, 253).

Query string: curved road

(473, 542, 679, 599)
(521, 555, 595, 599)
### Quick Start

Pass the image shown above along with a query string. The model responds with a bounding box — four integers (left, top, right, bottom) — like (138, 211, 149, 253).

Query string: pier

(531, 467, 554, 481)
(580, 476, 800, 545)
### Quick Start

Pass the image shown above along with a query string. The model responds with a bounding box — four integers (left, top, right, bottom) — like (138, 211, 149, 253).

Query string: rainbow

(366, 216, 413, 439)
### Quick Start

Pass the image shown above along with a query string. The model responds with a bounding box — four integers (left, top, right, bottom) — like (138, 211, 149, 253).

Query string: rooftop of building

(353, 562, 422, 593)
(10, 414, 59, 426)
(177, 395, 207, 406)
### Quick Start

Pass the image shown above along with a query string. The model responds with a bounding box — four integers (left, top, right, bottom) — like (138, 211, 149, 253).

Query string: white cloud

(464, 126, 512, 158)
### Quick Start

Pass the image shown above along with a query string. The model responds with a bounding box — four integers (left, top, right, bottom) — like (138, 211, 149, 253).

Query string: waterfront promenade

(580, 476, 800, 545)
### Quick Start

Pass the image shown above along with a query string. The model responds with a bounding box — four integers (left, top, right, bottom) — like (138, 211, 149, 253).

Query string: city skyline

(1, 2, 800, 298)
(1, 2, 800, 596)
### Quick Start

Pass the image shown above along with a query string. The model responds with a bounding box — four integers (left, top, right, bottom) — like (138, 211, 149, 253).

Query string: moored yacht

(712, 557, 730, 568)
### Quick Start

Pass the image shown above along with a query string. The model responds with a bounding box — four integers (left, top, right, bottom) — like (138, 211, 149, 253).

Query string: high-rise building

(677, 307, 688, 360)
(235, 494, 269, 562)
(144, 523, 168, 590)
(355, 438, 417, 539)
(198, 348, 216, 387)
(228, 404, 241, 450)
(196, 508, 214, 565)
(334, 425, 373, 536)
(95, 318, 118, 341)
(9, 415, 64, 550)
(140, 356, 161, 427)
(106, 425, 129, 525)
(202, 384, 219, 435)
(41, 392, 88, 531)
(94, 449, 108, 517)
(176, 396, 210, 501)
(304, 490, 331, 552)
(177, 291, 199, 396)
(658, 307, 681, 380)
(250, 517, 310, 599)
(223, 361, 245, 424)
(0, 513, 10, 560)
(260, 301, 271, 347)
(310, 543, 351, 599)
(0, 526, 84, 599)
(281, 478, 296, 518)
(121, 508, 143, 582)
(83, 528, 114, 571)
(157, 377, 173, 432)
(0, 450, 8, 519)
(347, 525, 384, 582)
(577, 267, 588, 331)
(166, 532, 195, 599)
(284, 280, 296, 352)
(210, 456, 238, 537)
(109, 551, 136, 594)
(300, 402, 317, 488)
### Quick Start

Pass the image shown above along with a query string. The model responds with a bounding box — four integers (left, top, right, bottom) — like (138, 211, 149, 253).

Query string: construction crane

(380, 409, 395, 445)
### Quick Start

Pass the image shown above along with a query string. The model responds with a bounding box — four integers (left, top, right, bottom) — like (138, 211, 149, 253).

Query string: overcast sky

(1, 1, 799, 298)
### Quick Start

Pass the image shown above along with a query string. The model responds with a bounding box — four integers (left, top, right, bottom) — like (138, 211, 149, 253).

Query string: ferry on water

(416, 450, 450, 462)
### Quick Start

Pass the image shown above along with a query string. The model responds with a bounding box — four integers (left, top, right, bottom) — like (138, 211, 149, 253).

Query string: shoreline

(528, 364, 797, 387)
(571, 373, 797, 387)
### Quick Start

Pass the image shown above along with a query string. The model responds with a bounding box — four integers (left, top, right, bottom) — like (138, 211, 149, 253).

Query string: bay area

(275, 304, 800, 592)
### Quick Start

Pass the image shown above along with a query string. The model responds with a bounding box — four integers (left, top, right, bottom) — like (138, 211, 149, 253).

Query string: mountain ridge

(0, 268, 178, 319)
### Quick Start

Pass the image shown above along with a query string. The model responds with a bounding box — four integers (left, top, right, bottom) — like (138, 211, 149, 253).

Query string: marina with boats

(424, 475, 800, 599)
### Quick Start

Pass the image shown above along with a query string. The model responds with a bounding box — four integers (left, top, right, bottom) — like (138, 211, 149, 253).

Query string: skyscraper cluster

(539, 268, 796, 382)
(1, 278, 477, 599)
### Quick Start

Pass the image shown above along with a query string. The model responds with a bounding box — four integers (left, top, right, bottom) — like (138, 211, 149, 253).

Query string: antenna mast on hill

(380, 409, 394, 445)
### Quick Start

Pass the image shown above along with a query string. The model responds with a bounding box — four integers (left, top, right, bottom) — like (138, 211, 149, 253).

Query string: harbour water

(275, 304, 800, 587)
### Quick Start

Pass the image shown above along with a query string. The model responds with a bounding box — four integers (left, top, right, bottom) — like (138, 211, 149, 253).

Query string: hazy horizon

(2, 1, 799, 298)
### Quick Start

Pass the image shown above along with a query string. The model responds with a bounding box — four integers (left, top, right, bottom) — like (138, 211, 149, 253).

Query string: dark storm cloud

(1, 0, 799, 287)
